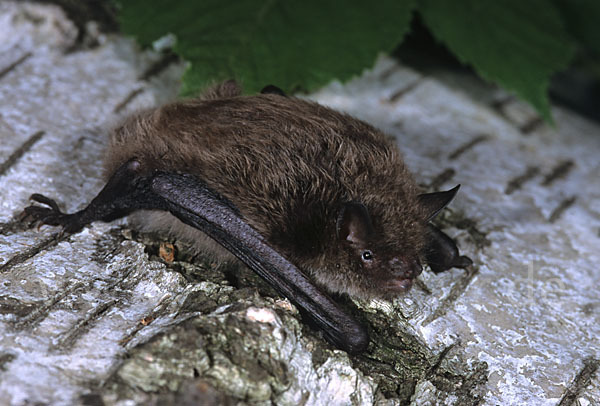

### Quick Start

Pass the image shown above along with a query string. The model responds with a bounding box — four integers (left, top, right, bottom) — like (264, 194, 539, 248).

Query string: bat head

(322, 185, 460, 300)
(333, 201, 423, 299)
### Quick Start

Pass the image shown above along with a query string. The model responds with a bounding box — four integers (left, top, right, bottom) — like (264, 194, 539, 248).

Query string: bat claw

(20, 194, 81, 232)
(29, 193, 61, 212)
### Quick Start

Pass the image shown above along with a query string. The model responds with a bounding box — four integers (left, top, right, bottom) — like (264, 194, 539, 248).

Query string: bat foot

(20, 194, 83, 233)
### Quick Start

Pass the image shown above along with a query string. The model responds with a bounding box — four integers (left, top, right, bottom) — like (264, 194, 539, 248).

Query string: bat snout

(381, 257, 422, 296)
(389, 257, 422, 279)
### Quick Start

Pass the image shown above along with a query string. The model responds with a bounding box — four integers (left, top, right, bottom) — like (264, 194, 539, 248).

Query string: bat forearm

(425, 224, 472, 273)
(152, 173, 369, 353)
(22, 161, 370, 353)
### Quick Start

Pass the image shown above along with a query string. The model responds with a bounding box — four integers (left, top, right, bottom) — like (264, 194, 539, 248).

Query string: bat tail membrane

(21, 159, 369, 354)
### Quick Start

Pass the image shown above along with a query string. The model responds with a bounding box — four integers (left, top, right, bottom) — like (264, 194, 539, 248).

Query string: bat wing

(22, 159, 369, 354)
(424, 224, 473, 273)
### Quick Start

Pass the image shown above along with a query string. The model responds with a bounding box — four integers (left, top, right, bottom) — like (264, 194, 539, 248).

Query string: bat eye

(361, 250, 373, 261)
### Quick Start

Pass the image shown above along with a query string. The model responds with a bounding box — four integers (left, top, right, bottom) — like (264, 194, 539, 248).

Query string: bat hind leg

(424, 224, 472, 273)
(20, 162, 371, 353)
(21, 159, 160, 233)
(21, 194, 83, 233)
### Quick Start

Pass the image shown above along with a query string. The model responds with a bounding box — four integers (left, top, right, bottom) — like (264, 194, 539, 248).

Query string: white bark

(0, 2, 598, 405)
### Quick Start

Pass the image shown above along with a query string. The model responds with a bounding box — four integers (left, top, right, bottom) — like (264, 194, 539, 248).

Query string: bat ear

(418, 185, 460, 221)
(337, 202, 374, 244)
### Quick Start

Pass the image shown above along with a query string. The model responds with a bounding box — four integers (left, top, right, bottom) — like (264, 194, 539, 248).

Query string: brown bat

(21, 81, 471, 354)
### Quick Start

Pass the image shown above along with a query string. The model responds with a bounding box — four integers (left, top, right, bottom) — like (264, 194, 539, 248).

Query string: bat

(21, 80, 472, 354)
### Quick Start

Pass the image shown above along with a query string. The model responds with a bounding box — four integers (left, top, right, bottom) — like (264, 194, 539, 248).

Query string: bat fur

(21, 80, 471, 352)
(105, 81, 431, 300)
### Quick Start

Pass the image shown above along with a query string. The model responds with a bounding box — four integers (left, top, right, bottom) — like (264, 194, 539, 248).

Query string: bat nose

(390, 257, 422, 278)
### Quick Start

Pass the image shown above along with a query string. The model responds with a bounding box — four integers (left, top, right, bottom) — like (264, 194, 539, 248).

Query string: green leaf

(553, 0, 600, 55)
(116, 0, 416, 95)
(418, 0, 576, 122)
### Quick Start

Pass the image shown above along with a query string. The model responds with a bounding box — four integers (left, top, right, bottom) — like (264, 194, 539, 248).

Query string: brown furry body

(105, 82, 426, 299)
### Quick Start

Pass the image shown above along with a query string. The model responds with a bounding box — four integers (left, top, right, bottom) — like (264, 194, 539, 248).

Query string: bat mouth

(389, 257, 423, 278)
(380, 257, 422, 296)
(384, 277, 414, 294)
